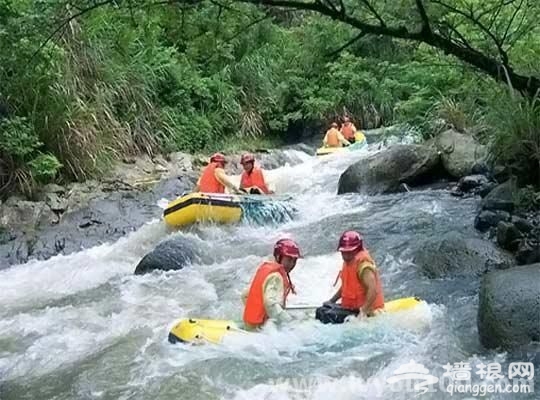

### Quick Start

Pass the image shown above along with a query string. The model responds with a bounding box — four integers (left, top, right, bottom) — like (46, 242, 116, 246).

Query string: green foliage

(0, 117, 62, 193)
(28, 154, 63, 183)
(0, 117, 42, 159)
(0, 0, 539, 196)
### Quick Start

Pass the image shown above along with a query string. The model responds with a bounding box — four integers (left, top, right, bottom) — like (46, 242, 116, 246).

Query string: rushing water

(0, 147, 538, 400)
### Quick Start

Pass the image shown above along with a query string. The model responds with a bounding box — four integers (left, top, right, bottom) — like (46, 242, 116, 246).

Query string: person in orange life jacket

(325, 231, 385, 319)
(340, 116, 357, 144)
(323, 122, 350, 148)
(242, 238, 301, 330)
(239, 153, 274, 195)
(193, 153, 243, 194)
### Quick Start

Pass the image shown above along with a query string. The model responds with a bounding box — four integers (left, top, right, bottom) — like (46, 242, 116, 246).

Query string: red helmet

(338, 231, 364, 252)
(274, 238, 301, 260)
(210, 153, 226, 164)
(240, 153, 255, 165)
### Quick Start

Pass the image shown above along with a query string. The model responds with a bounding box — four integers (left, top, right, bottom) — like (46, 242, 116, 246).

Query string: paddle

(285, 305, 321, 311)
(200, 192, 293, 203)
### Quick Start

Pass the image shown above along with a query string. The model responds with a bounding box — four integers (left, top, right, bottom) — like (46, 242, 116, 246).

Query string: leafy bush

(0, 117, 62, 194)
(0, 117, 41, 159)
(29, 154, 63, 183)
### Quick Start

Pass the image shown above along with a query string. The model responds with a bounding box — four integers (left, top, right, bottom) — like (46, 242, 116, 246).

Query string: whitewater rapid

(0, 147, 536, 400)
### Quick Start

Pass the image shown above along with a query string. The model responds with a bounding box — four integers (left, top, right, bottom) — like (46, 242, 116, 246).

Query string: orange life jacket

(326, 128, 340, 147)
(240, 167, 270, 194)
(198, 162, 225, 193)
(243, 261, 293, 326)
(338, 250, 385, 310)
(341, 123, 356, 140)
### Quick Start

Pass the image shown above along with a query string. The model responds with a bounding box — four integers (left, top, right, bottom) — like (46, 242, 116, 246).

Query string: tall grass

(42, 20, 165, 180)
(486, 95, 540, 186)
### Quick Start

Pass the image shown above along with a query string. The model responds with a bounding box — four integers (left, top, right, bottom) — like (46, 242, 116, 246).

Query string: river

(0, 147, 537, 399)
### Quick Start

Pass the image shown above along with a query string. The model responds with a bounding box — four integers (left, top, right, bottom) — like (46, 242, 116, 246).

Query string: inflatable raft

(316, 131, 368, 156)
(168, 296, 423, 344)
(163, 192, 294, 228)
(163, 192, 242, 227)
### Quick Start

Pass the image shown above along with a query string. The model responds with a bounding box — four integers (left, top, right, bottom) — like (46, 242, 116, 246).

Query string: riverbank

(2, 126, 538, 272)
(0, 146, 312, 270)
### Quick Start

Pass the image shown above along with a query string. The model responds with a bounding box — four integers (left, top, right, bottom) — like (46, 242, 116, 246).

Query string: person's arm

(338, 131, 351, 146)
(215, 168, 240, 193)
(358, 265, 378, 316)
(263, 272, 292, 323)
(323, 131, 329, 146)
(193, 177, 201, 192)
(327, 287, 342, 304)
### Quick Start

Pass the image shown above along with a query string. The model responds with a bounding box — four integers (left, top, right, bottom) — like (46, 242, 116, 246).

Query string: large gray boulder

(27, 192, 162, 263)
(134, 236, 197, 275)
(478, 263, 540, 349)
(0, 199, 57, 269)
(413, 231, 515, 278)
(480, 179, 517, 212)
(0, 198, 57, 231)
(515, 239, 540, 265)
(435, 129, 487, 179)
(474, 210, 510, 232)
(496, 221, 523, 251)
(337, 144, 441, 195)
(0, 169, 198, 270)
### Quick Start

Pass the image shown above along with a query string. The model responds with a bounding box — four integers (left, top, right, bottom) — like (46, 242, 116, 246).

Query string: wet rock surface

(478, 263, 540, 350)
(0, 148, 307, 269)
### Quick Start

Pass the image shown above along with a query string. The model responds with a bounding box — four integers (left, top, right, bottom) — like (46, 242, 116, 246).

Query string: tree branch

(321, 0, 339, 15)
(501, 0, 524, 45)
(240, 0, 540, 98)
(30, 0, 540, 99)
(478, 0, 516, 21)
(358, 0, 385, 27)
(504, 10, 529, 50)
(206, 0, 254, 16)
(337, 0, 345, 15)
(29, 0, 116, 64)
(325, 31, 366, 57)
(415, 0, 431, 35)
(486, 0, 507, 31)
(439, 21, 475, 52)
(431, 0, 509, 66)
(222, 14, 272, 43)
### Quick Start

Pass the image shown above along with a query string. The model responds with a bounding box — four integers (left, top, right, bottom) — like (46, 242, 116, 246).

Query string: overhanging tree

(38, 0, 538, 98)
(235, 0, 540, 98)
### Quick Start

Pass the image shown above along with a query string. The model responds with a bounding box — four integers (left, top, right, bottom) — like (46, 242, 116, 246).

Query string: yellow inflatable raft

(168, 296, 423, 344)
(316, 131, 367, 156)
(163, 192, 243, 227)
